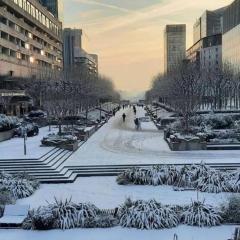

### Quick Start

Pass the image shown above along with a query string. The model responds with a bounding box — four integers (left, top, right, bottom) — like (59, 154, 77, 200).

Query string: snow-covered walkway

(65, 106, 240, 166)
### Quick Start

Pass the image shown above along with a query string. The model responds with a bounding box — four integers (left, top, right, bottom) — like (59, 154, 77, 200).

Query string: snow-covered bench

(0, 205, 30, 228)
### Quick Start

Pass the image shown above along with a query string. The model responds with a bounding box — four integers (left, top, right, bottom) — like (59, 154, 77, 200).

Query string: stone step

(0, 151, 72, 169)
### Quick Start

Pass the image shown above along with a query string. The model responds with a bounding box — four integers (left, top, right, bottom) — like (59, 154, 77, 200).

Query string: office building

(40, 0, 63, 22)
(187, 34, 222, 72)
(222, 0, 240, 70)
(193, 7, 226, 44)
(164, 24, 186, 73)
(63, 28, 98, 74)
(0, 0, 63, 115)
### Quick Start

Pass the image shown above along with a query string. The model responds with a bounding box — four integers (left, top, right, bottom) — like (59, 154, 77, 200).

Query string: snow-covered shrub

(42, 133, 77, 146)
(181, 201, 222, 227)
(117, 168, 149, 185)
(0, 189, 14, 206)
(227, 172, 240, 193)
(119, 198, 179, 230)
(51, 198, 99, 230)
(147, 165, 167, 186)
(32, 206, 57, 230)
(204, 114, 234, 130)
(0, 172, 39, 199)
(173, 166, 194, 188)
(195, 170, 230, 193)
(0, 114, 20, 132)
(221, 195, 240, 224)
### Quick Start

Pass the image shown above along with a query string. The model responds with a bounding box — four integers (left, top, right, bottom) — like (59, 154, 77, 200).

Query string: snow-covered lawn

(0, 225, 238, 240)
(0, 126, 57, 159)
(17, 177, 234, 209)
(11, 176, 239, 240)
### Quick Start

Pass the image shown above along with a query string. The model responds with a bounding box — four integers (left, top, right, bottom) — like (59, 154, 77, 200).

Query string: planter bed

(166, 137, 207, 151)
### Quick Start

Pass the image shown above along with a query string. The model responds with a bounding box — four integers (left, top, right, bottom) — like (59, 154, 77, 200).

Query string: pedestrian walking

(122, 113, 126, 122)
(134, 118, 139, 130)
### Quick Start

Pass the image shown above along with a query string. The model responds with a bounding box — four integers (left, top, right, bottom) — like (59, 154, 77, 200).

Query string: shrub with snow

(51, 198, 99, 230)
(117, 163, 239, 194)
(119, 198, 179, 230)
(32, 206, 57, 230)
(227, 172, 240, 193)
(117, 168, 149, 185)
(0, 114, 20, 132)
(0, 172, 39, 199)
(195, 170, 230, 193)
(42, 133, 78, 146)
(221, 195, 240, 224)
(181, 201, 222, 227)
(0, 189, 15, 206)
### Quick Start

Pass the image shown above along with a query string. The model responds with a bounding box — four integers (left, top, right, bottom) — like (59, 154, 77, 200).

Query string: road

(65, 106, 240, 167)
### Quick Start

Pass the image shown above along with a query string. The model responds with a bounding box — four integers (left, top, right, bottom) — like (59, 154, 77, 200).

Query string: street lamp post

(22, 123, 27, 155)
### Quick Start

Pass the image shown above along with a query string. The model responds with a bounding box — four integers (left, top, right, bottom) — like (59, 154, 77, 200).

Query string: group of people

(121, 105, 141, 131)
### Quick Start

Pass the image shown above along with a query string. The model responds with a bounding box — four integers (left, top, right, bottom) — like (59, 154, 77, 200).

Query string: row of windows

(0, 29, 62, 63)
(0, 15, 62, 54)
(11, 0, 61, 36)
(1, 45, 61, 70)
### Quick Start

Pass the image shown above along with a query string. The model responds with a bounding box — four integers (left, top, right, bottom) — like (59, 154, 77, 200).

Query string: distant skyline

(62, 0, 233, 94)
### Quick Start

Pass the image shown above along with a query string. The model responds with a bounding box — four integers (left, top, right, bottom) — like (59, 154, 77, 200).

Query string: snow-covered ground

(0, 126, 57, 159)
(64, 106, 240, 166)
(12, 176, 239, 240)
(17, 177, 234, 209)
(0, 225, 237, 240)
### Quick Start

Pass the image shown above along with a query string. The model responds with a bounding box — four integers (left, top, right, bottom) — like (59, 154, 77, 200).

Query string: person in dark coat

(122, 113, 126, 122)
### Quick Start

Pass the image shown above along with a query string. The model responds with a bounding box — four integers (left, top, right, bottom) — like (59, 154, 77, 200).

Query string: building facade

(187, 34, 222, 72)
(0, 0, 63, 115)
(164, 24, 186, 73)
(193, 7, 226, 44)
(222, 0, 240, 70)
(63, 28, 98, 74)
(40, 0, 63, 22)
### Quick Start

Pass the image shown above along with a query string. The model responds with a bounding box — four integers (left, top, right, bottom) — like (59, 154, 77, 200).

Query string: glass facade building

(164, 24, 186, 73)
(40, 0, 63, 22)
(222, 0, 240, 70)
(193, 8, 226, 44)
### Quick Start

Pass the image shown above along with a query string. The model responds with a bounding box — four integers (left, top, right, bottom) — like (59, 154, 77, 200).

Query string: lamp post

(22, 123, 27, 155)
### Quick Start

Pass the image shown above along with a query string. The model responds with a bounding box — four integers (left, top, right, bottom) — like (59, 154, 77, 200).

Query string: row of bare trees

(24, 66, 120, 124)
(146, 61, 240, 132)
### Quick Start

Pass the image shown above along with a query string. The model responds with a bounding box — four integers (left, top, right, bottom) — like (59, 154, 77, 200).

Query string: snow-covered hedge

(0, 114, 20, 132)
(0, 172, 39, 199)
(119, 198, 179, 230)
(221, 195, 240, 224)
(181, 201, 222, 227)
(117, 163, 240, 193)
(42, 133, 77, 146)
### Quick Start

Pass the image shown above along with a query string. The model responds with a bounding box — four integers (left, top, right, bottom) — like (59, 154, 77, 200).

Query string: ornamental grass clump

(51, 198, 99, 230)
(181, 201, 222, 227)
(119, 198, 179, 230)
(195, 170, 230, 193)
(0, 172, 39, 199)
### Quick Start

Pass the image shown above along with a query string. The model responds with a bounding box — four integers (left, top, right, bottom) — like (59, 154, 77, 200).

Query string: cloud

(72, 0, 132, 13)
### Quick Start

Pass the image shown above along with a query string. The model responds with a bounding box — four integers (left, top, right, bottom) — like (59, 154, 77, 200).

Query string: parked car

(14, 122, 39, 137)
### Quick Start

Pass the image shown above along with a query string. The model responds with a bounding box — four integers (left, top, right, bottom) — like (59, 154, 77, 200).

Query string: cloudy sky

(62, 0, 233, 93)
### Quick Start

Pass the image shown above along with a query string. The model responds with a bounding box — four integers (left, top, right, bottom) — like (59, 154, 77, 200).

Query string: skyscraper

(63, 28, 98, 74)
(41, 0, 63, 22)
(222, 0, 240, 69)
(164, 24, 186, 73)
